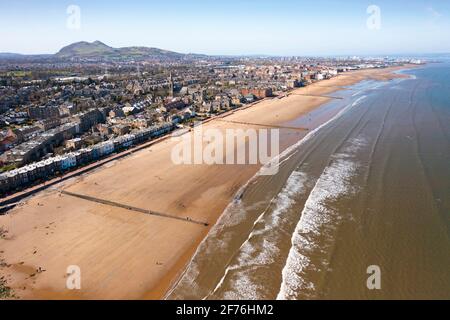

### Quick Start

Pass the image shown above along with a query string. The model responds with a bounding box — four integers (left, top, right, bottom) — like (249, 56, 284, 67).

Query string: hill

(55, 41, 115, 58)
(55, 41, 187, 60)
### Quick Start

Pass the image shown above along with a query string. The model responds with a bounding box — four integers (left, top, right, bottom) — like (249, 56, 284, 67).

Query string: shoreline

(0, 65, 414, 300)
(162, 65, 416, 300)
(0, 65, 412, 206)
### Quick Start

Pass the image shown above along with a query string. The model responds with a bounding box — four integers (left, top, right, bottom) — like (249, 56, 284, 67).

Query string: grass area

(0, 277, 14, 299)
(0, 164, 17, 173)
(4, 71, 32, 77)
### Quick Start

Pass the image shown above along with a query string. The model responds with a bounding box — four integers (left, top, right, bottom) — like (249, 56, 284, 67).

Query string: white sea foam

(276, 136, 367, 300)
(222, 271, 262, 300)
(352, 90, 363, 97)
(208, 171, 309, 299)
(167, 95, 367, 300)
(352, 95, 367, 107)
(164, 195, 264, 299)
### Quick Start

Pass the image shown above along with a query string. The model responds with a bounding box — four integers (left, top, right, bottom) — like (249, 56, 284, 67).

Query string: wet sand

(168, 63, 450, 300)
(0, 66, 411, 300)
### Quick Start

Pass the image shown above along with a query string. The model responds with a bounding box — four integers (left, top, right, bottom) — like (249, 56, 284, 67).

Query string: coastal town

(1, 0, 449, 305)
(0, 42, 421, 196)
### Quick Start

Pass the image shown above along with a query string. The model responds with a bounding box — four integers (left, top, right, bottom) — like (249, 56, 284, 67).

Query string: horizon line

(0, 40, 449, 58)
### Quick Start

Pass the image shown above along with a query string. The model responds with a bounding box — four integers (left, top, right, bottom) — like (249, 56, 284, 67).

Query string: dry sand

(0, 66, 411, 299)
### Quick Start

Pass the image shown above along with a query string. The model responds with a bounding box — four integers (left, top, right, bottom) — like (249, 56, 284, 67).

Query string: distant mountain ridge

(0, 53, 24, 58)
(55, 40, 191, 59)
(55, 40, 115, 58)
(0, 41, 205, 61)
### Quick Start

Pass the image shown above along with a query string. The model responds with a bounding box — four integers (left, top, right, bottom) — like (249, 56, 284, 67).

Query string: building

(168, 72, 174, 97)
(313, 73, 324, 81)
(112, 124, 131, 135)
(27, 105, 60, 120)
(0, 129, 18, 152)
(36, 118, 61, 131)
(0, 123, 175, 194)
(240, 88, 272, 99)
(13, 126, 41, 143)
(287, 79, 300, 89)
(244, 94, 256, 103)
(74, 109, 104, 132)
(163, 100, 186, 112)
(66, 138, 83, 150)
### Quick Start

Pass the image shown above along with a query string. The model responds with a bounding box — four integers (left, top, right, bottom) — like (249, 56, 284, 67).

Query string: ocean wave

(277, 136, 367, 300)
(167, 94, 367, 300)
(164, 195, 266, 299)
(208, 171, 309, 299)
(352, 90, 364, 97)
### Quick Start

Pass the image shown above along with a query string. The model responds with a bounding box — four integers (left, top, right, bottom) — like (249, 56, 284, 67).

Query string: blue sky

(0, 0, 449, 55)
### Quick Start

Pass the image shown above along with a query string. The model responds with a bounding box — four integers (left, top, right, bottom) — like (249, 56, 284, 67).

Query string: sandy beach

(0, 66, 411, 300)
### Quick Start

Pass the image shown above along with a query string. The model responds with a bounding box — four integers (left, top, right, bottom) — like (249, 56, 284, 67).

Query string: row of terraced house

(0, 122, 174, 195)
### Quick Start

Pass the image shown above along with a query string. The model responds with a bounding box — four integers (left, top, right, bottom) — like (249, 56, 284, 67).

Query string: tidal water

(168, 62, 450, 300)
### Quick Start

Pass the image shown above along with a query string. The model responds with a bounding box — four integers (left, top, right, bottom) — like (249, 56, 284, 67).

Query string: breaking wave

(208, 170, 309, 299)
(277, 136, 367, 300)
(167, 93, 368, 300)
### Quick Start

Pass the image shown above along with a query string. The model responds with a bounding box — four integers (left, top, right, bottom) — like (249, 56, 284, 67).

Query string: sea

(167, 61, 450, 300)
